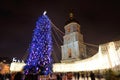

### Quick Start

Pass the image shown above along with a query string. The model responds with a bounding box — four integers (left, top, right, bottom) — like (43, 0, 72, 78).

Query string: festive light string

(52, 26, 63, 45)
(23, 13, 53, 75)
(10, 12, 120, 73)
(52, 46, 61, 63)
(52, 30, 60, 49)
(53, 41, 120, 72)
(51, 21, 98, 48)
(51, 21, 64, 35)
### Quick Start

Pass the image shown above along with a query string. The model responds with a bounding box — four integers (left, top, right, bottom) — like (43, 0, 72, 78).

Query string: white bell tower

(61, 13, 86, 63)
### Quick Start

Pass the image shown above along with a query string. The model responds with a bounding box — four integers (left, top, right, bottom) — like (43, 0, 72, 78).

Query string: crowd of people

(0, 71, 103, 80)
(54, 71, 97, 80)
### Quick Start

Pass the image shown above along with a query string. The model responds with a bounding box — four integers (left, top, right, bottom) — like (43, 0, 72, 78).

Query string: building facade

(61, 22, 86, 63)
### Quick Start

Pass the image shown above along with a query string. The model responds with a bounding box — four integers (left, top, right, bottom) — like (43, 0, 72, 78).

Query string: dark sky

(0, 0, 120, 60)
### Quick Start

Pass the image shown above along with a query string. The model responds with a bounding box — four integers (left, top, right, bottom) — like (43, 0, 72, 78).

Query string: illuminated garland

(24, 13, 52, 75)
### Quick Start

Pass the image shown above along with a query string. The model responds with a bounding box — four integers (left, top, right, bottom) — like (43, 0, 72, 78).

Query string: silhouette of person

(76, 72, 80, 80)
(14, 72, 23, 80)
(90, 71, 95, 80)
(56, 73, 62, 80)
(86, 72, 89, 80)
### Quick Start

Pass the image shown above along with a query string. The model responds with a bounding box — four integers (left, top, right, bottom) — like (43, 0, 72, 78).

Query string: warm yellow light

(10, 62, 26, 72)
(53, 41, 120, 72)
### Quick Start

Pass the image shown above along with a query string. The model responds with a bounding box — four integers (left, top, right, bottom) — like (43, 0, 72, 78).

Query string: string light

(53, 41, 120, 72)
(24, 13, 52, 75)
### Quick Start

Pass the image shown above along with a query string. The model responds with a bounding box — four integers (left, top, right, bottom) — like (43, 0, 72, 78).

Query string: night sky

(0, 0, 120, 60)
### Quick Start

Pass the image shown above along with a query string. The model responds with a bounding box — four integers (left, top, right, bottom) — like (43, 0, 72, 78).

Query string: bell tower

(61, 13, 86, 63)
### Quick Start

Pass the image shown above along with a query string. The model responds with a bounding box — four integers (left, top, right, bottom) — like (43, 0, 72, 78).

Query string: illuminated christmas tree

(24, 12, 52, 75)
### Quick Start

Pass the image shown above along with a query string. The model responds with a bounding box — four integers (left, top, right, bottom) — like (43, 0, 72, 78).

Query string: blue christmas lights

(24, 14, 52, 75)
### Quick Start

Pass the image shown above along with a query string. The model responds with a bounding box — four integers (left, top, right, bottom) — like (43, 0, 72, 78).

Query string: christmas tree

(24, 12, 52, 75)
